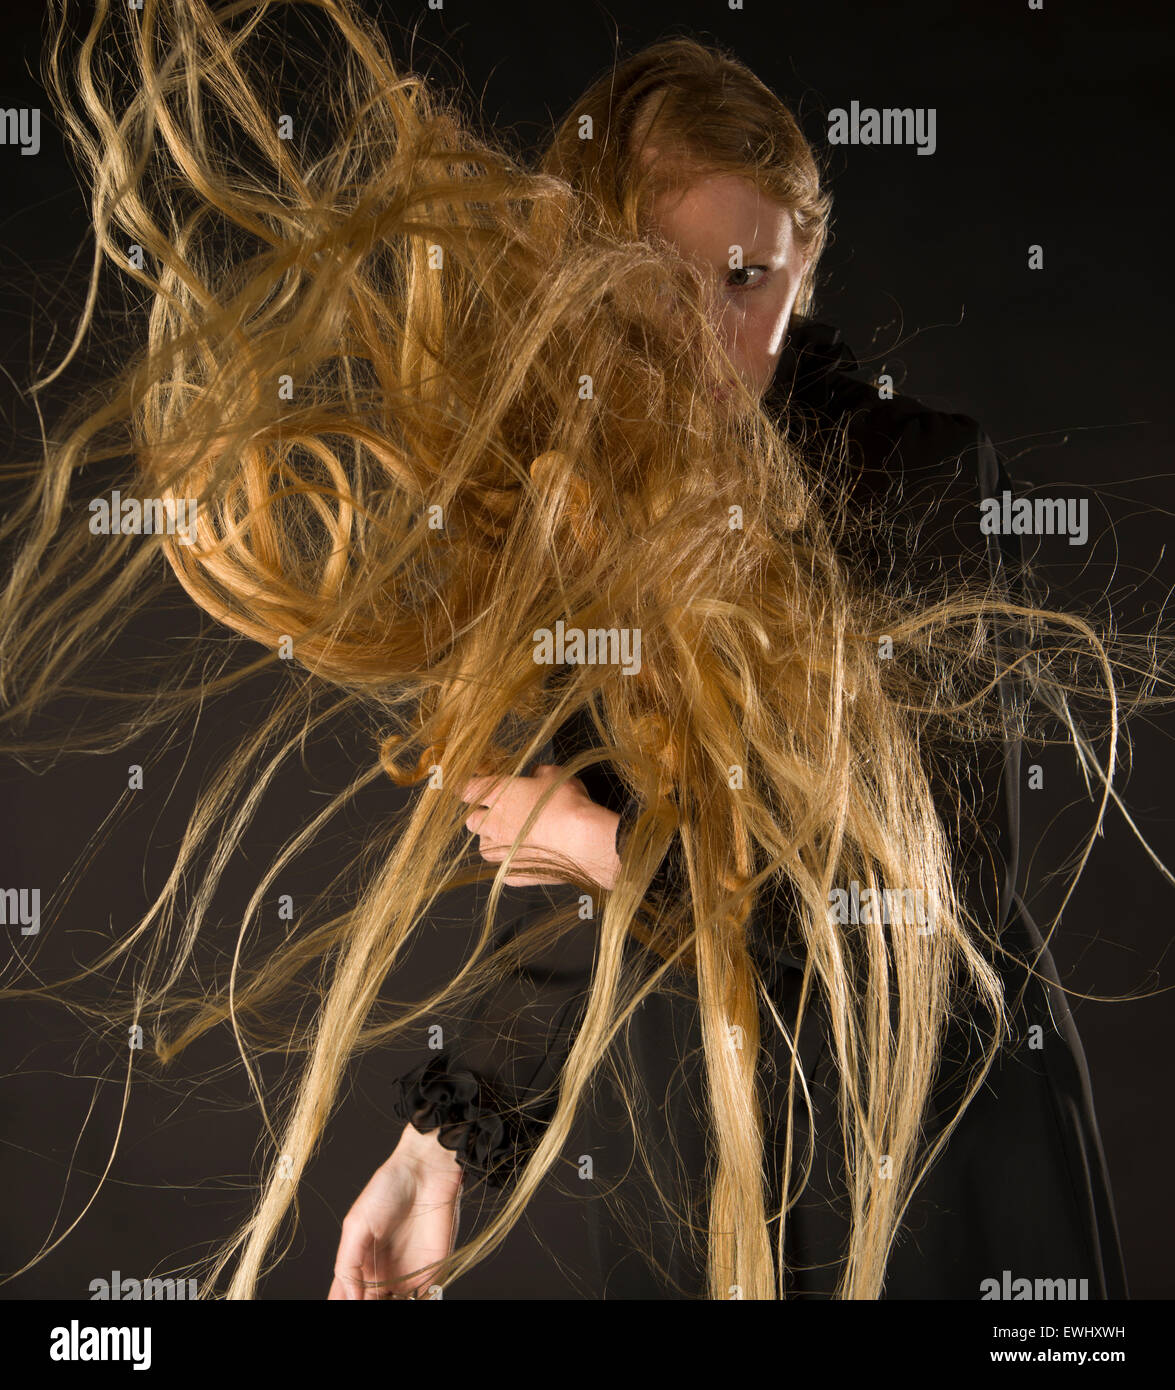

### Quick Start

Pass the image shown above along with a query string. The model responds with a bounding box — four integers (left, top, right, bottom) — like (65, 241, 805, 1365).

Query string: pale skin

(328, 170, 810, 1299)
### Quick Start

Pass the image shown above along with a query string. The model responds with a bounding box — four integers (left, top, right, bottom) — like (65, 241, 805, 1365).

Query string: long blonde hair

(0, 0, 1157, 1299)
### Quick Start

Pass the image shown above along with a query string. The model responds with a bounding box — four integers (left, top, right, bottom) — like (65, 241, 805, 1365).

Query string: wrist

(395, 1121, 463, 1184)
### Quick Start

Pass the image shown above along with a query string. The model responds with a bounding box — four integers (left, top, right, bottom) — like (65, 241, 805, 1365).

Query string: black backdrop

(0, 0, 1171, 1302)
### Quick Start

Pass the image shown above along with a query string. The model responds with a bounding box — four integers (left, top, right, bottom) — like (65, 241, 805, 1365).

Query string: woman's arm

(333, 765, 614, 1297)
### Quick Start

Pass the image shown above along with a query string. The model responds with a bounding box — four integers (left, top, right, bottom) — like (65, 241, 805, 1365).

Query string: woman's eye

(725, 265, 768, 290)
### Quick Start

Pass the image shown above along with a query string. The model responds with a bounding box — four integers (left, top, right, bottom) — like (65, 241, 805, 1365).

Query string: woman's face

(645, 171, 808, 398)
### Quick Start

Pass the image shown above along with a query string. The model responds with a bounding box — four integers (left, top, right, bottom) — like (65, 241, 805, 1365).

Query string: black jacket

(390, 319, 1128, 1300)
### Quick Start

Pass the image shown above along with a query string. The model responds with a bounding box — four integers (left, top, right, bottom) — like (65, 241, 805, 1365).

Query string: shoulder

(769, 319, 1020, 579)
(769, 318, 1000, 493)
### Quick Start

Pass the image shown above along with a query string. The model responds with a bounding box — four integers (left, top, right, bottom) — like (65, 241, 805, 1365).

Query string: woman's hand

(328, 1123, 464, 1301)
(462, 763, 622, 890)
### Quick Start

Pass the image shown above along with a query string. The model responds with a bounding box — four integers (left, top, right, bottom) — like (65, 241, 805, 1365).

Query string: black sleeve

(389, 884, 596, 1190)
(389, 693, 691, 1187)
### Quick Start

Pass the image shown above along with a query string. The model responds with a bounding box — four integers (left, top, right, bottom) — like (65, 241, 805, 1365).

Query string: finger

(334, 1223, 375, 1302)
(330, 1267, 364, 1302)
(461, 766, 552, 805)
(460, 774, 510, 806)
(366, 1230, 394, 1299)
(479, 841, 546, 863)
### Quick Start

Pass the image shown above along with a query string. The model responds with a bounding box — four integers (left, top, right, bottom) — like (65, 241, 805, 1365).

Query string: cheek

(735, 298, 792, 358)
(765, 306, 792, 357)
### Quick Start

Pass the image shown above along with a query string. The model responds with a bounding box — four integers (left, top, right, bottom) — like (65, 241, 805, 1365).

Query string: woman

(331, 40, 1125, 1299)
(0, 7, 1147, 1302)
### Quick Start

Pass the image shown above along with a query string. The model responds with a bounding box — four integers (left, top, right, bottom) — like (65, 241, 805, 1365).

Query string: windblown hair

(0, 0, 1159, 1300)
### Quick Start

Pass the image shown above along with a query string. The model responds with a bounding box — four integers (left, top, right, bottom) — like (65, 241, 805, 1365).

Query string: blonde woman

(1, 9, 1150, 1302)
(330, 40, 1125, 1300)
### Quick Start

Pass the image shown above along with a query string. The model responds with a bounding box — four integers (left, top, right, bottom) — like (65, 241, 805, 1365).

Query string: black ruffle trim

(390, 1054, 527, 1189)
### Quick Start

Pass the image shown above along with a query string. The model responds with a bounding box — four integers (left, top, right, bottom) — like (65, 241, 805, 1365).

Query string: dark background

(0, 0, 1171, 1300)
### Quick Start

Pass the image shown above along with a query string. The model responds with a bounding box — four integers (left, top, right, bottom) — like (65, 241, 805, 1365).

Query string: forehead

(646, 173, 795, 261)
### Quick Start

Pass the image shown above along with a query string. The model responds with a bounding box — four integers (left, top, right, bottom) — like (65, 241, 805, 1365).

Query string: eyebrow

(721, 251, 787, 268)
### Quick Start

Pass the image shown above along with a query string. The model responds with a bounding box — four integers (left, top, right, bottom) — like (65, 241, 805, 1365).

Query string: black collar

(768, 317, 861, 417)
